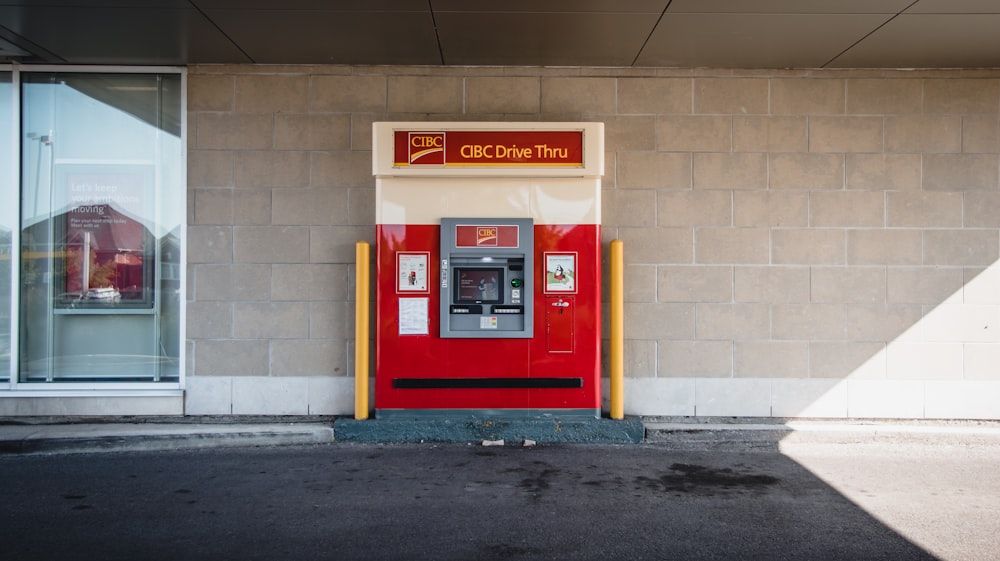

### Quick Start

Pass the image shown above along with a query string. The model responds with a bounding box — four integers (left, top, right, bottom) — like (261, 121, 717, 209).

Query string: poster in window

(57, 164, 154, 309)
(544, 252, 577, 294)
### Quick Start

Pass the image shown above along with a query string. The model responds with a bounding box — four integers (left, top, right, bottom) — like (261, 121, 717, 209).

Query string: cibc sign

(395, 130, 584, 167)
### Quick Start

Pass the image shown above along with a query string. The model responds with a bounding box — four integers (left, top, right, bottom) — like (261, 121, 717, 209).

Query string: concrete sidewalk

(3, 416, 1000, 454)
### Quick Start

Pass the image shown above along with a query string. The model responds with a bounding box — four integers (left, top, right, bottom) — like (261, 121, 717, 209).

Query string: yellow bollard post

(354, 241, 370, 420)
(609, 239, 624, 420)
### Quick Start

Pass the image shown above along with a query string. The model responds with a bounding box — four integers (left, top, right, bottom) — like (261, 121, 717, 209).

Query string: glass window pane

(19, 73, 182, 383)
(0, 72, 11, 383)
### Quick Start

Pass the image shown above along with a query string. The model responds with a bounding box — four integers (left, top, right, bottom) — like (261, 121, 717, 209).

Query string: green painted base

(333, 415, 645, 445)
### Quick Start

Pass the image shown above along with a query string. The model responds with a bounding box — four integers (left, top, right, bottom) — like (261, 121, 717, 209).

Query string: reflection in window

(1, 72, 11, 383)
(19, 72, 183, 383)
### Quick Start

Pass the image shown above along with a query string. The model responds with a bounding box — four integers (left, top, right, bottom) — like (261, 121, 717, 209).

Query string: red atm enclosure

(372, 122, 604, 419)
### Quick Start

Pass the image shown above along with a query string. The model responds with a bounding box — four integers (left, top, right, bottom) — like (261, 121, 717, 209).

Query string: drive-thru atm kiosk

(372, 122, 604, 419)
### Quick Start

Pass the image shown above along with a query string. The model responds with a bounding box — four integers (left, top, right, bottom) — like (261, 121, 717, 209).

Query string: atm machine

(372, 122, 604, 419)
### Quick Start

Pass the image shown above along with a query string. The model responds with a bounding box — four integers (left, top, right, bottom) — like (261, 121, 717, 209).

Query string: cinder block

(624, 378, 695, 416)
(925, 380, 1000, 420)
(695, 378, 772, 416)
(659, 341, 733, 378)
(886, 115, 962, 153)
(186, 301, 232, 339)
(234, 226, 310, 263)
(772, 229, 845, 265)
(618, 77, 692, 114)
(540, 77, 617, 114)
(656, 116, 731, 152)
(624, 264, 657, 302)
(272, 188, 349, 226)
(845, 303, 923, 342)
(696, 303, 769, 340)
(846, 78, 922, 114)
(310, 225, 375, 264)
(846, 154, 921, 191)
(618, 227, 692, 264)
(808, 117, 883, 153)
(658, 265, 733, 302)
(923, 78, 1000, 114)
(846, 379, 925, 418)
(923, 154, 998, 191)
(602, 189, 657, 227)
(194, 340, 269, 376)
(735, 342, 809, 379)
(810, 191, 885, 227)
(847, 229, 922, 265)
(188, 150, 235, 188)
(466, 77, 539, 114)
(310, 301, 349, 341)
(234, 302, 310, 339)
(188, 226, 233, 264)
(961, 116, 1000, 154)
(310, 150, 373, 188)
(658, 190, 731, 227)
(311, 75, 386, 112)
(769, 153, 844, 190)
(964, 344, 1000, 380)
(603, 116, 656, 151)
(235, 151, 310, 189)
(886, 341, 963, 380)
(348, 188, 375, 226)
(771, 78, 845, 115)
(923, 230, 999, 267)
(811, 267, 886, 304)
(617, 152, 691, 189)
(693, 153, 767, 190)
(307, 377, 355, 415)
(188, 74, 234, 111)
(964, 265, 1000, 305)
(194, 189, 233, 225)
(271, 340, 345, 376)
(387, 76, 463, 113)
(693, 77, 768, 114)
(232, 376, 309, 415)
(234, 189, 272, 226)
(624, 302, 694, 340)
(887, 267, 965, 305)
(197, 113, 273, 150)
(235, 74, 309, 113)
(193, 264, 271, 302)
(733, 116, 807, 152)
(695, 228, 769, 264)
(771, 379, 848, 418)
(272, 264, 348, 301)
(184, 376, 233, 415)
(733, 191, 808, 227)
(921, 303, 1000, 344)
(809, 342, 886, 379)
(275, 114, 351, 150)
(735, 266, 810, 303)
(623, 339, 657, 378)
(772, 303, 846, 341)
(887, 192, 962, 227)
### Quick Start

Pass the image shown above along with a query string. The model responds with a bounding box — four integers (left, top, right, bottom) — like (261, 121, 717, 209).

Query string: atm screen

(454, 267, 504, 304)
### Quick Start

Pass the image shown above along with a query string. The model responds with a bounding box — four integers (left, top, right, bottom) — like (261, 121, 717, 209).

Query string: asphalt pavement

(1, 416, 999, 560)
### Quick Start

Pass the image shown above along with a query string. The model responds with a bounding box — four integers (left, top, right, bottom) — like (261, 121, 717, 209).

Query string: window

(14, 69, 184, 386)
(1, 70, 11, 383)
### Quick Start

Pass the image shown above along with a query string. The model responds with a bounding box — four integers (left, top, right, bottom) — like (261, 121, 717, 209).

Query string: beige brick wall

(187, 65, 1000, 416)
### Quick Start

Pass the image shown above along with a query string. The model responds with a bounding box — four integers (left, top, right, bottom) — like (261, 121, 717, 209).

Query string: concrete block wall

(187, 65, 1000, 419)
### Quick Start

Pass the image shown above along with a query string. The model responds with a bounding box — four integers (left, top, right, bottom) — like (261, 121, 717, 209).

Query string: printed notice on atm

(399, 298, 429, 335)
(397, 252, 429, 293)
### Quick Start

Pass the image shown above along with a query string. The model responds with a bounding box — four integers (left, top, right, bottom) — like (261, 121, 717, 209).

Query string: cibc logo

(476, 227, 498, 246)
(408, 133, 445, 165)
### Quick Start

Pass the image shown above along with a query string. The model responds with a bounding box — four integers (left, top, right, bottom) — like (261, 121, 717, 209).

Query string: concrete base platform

(333, 416, 645, 444)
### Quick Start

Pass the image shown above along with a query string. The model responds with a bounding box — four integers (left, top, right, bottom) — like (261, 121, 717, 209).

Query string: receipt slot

(372, 122, 604, 419)
(440, 218, 533, 338)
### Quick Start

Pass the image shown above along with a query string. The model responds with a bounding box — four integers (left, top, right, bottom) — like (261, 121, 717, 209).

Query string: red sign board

(455, 225, 520, 248)
(394, 130, 583, 167)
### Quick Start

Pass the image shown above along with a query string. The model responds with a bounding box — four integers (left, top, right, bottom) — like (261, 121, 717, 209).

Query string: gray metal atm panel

(440, 217, 533, 339)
